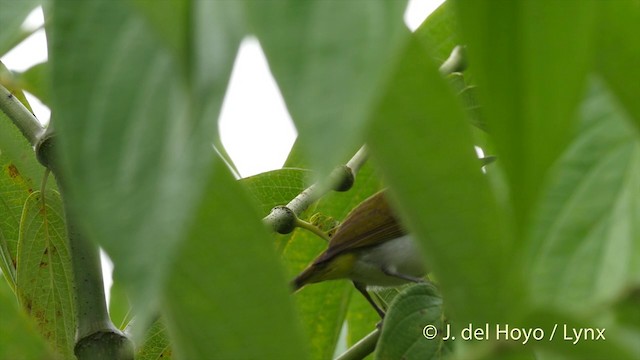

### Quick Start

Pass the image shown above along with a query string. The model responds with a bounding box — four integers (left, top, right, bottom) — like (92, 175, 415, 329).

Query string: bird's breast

(349, 234, 426, 287)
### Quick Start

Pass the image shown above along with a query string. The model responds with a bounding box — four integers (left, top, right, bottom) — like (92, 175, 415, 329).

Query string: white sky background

(1, 0, 444, 304)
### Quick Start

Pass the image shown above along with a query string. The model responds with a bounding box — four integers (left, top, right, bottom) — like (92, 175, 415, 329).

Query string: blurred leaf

(528, 80, 640, 311)
(0, 277, 55, 360)
(274, 140, 384, 358)
(376, 283, 447, 360)
(14, 62, 50, 106)
(109, 279, 132, 330)
(414, 1, 460, 62)
(285, 161, 383, 360)
(246, 0, 410, 177)
(16, 190, 75, 359)
(284, 139, 309, 169)
(346, 285, 379, 350)
(0, 0, 40, 56)
(135, 319, 172, 360)
(131, 0, 188, 64)
(613, 286, 640, 330)
(163, 158, 307, 359)
(241, 167, 311, 251)
(240, 159, 365, 360)
(0, 62, 34, 112)
(446, 72, 484, 131)
(50, 0, 242, 335)
(595, 0, 640, 126)
(368, 38, 514, 324)
(453, 0, 597, 231)
(523, 309, 638, 360)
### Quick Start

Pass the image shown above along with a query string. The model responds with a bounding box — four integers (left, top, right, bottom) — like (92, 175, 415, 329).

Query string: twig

(263, 145, 368, 234)
(0, 83, 44, 146)
(334, 329, 380, 360)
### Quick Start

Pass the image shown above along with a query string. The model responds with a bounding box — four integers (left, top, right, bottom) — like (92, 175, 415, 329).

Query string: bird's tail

(290, 265, 317, 292)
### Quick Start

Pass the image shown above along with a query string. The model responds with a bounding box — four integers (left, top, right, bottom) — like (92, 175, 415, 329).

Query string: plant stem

(439, 45, 467, 75)
(0, 84, 44, 146)
(49, 159, 134, 360)
(263, 145, 368, 234)
(335, 329, 380, 360)
(0, 82, 132, 358)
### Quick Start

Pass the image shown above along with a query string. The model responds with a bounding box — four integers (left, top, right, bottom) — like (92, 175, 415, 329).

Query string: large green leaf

(346, 290, 379, 352)
(16, 190, 75, 359)
(0, 277, 55, 360)
(453, 0, 597, 231)
(528, 79, 640, 311)
(286, 162, 383, 360)
(49, 0, 242, 333)
(523, 309, 639, 360)
(0, 0, 40, 56)
(376, 283, 447, 360)
(245, 0, 410, 177)
(243, 160, 383, 359)
(134, 319, 172, 360)
(414, 1, 460, 63)
(594, 0, 640, 127)
(0, 80, 46, 290)
(14, 62, 50, 106)
(368, 38, 514, 324)
(163, 159, 307, 359)
(241, 168, 312, 216)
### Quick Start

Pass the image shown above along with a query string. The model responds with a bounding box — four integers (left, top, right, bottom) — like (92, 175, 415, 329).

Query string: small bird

(292, 190, 426, 317)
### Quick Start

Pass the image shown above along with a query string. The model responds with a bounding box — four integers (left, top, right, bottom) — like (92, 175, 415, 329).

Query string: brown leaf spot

(25, 299, 33, 312)
(7, 164, 20, 178)
(39, 260, 48, 268)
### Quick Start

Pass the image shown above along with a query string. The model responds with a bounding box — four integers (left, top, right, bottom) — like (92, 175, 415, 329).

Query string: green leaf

(109, 279, 132, 330)
(613, 287, 640, 330)
(528, 79, 640, 311)
(163, 158, 307, 359)
(453, 0, 597, 231)
(0, 277, 55, 360)
(131, 0, 189, 64)
(282, 162, 382, 360)
(594, 0, 640, 126)
(0, 0, 40, 57)
(14, 62, 50, 106)
(368, 38, 514, 323)
(239, 161, 383, 360)
(0, 74, 46, 291)
(346, 291, 379, 350)
(50, 0, 241, 333)
(246, 0, 410, 176)
(251, 141, 386, 359)
(134, 319, 172, 360)
(241, 168, 312, 251)
(376, 283, 447, 360)
(16, 190, 75, 359)
(241, 168, 313, 216)
(523, 309, 639, 360)
(414, 1, 460, 63)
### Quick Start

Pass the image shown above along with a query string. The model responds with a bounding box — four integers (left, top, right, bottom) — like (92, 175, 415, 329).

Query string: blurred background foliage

(0, 0, 639, 359)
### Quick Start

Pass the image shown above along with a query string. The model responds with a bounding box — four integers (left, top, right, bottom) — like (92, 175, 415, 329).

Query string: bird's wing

(317, 191, 407, 263)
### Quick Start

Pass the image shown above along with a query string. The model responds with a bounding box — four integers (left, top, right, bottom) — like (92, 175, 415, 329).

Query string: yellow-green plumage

(292, 191, 426, 291)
